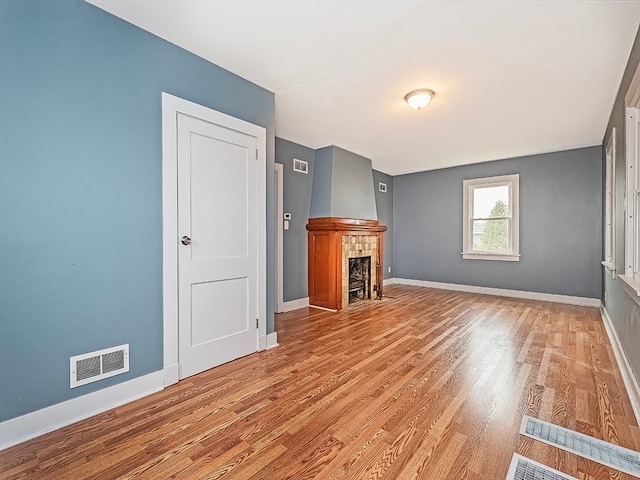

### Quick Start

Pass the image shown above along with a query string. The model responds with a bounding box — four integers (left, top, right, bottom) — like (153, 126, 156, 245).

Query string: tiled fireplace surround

(307, 218, 387, 311)
(342, 235, 378, 309)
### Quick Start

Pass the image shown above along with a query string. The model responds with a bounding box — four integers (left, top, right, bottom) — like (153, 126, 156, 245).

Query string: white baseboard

(281, 297, 309, 312)
(266, 332, 279, 350)
(309, 304, 338, 312)
(0, 332, 282, 452)
(600, 306, 640, 425)
(0, 371, 164, 452)
(383, 278, 399, 286)
(389, 278, 601, 307)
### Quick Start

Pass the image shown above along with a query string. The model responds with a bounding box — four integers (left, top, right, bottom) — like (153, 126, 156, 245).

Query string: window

(620, 63, 640, 301)
(623, 103, 640, 282)
(462, 174, 519, 261)
(603, 127, 616, 277)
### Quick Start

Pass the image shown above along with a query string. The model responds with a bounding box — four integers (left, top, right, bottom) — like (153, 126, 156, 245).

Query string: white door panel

(189, 133, 249, 260)
(176, 113, 259, 379)
(190, 278, 249, 346)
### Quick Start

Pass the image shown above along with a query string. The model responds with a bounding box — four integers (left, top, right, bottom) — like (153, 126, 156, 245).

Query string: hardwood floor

(1, 285, 639, 479)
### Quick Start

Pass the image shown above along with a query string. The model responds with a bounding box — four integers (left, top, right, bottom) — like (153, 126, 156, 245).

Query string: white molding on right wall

(600, 306, 640, 425)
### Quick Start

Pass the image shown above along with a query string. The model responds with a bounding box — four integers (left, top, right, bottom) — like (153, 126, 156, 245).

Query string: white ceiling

(88, 0, 640, 175)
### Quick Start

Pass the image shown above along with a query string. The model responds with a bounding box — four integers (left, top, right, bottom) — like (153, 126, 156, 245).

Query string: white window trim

(462, 173, 520, 262)
(624, 106, 639, 279)
(602, 127, 616, 278)
(620, 275, 640, 306)
(620, 62, 640, 298)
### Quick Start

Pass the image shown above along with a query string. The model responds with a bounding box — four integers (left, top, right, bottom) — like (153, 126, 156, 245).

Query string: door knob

(181, 236, 191, 245)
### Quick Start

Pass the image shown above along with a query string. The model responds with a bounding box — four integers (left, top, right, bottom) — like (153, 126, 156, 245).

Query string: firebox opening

(348, 256, 371, 304)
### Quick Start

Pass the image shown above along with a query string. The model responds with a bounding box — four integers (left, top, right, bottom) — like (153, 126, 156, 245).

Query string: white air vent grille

(379, 182, 387, 192)
(70, 344, 129, 388)
(506, 454, 576, 480)
(520, 416, 640, 477)
(293, 158, 308, 174)
(76, 357, 101, 381)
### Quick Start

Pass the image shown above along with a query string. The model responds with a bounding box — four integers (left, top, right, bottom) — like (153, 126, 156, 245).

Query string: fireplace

(307, 218, 386, 310)
(348, 256, 371, 304)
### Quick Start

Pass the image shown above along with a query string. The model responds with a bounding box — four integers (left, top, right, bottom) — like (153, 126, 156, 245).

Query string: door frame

(275, 163, 284, 313)
(161, 92, 267, 386)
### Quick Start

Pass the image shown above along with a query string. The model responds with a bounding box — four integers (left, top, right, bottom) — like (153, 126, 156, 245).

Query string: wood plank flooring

(1, 285, 639, 479)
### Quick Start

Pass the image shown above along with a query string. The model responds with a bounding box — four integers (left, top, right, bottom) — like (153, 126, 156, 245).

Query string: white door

(176, 113, 259, 379)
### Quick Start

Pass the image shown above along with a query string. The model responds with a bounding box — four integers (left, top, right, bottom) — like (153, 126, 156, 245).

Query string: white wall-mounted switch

(284, 220, 290, 230)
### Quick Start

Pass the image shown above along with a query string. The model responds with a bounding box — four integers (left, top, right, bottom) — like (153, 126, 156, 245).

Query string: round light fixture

(404, 88, 435, 110)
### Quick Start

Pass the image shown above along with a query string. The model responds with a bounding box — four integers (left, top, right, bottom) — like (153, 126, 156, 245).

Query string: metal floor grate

(520, 416, 640, 477)
(506, 454, 577, 480)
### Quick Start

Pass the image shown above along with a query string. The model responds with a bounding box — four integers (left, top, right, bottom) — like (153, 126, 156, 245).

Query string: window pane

(473, 185, 509, 218)
(473, 218, 509, 252)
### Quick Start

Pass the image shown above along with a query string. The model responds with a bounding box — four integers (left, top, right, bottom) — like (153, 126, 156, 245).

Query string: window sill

(462, 252, 520, 262)
(601, 261, 616, 279)
(619, 274, 640, 306)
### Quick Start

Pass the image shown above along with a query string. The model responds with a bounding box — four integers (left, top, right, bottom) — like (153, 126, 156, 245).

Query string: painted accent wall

(0, 0, 275, 423)
(602, 25, 640, 387)
(275, 138, 315, 302)
(393, 146, 602, 299)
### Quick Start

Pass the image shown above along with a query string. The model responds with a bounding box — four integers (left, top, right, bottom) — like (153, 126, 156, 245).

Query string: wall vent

(379, 182, 387, 192)
(293, 158, 308, 174)
(70, 344, 129, 388)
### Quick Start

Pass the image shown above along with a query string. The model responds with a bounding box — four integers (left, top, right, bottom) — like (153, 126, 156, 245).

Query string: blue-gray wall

(310, 146, 377, 220)
(0, 0, 275, 422)
(393, 147, 602, 298)
(602, 25, 640, 387)
(373, 170, 393, 280)
(275, 138, 315, 302)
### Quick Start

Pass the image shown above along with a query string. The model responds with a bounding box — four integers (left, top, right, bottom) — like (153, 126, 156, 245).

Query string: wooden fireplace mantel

(307, 217, 387, 311)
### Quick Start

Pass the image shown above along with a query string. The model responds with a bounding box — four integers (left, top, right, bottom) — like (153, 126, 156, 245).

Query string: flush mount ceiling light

(404, 88, 435, 110)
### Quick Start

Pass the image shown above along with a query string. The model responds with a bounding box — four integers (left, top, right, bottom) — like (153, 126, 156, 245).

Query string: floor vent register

(520, 415, 640, 477)
(505, 454, 577, 480)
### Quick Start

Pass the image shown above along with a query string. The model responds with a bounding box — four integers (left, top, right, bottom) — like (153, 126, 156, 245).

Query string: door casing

(275, 163, 284, 313)
(161, 92, 267, 386)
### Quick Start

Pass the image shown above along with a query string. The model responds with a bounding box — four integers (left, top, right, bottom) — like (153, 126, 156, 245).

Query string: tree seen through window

(479, 200, 509, 252)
